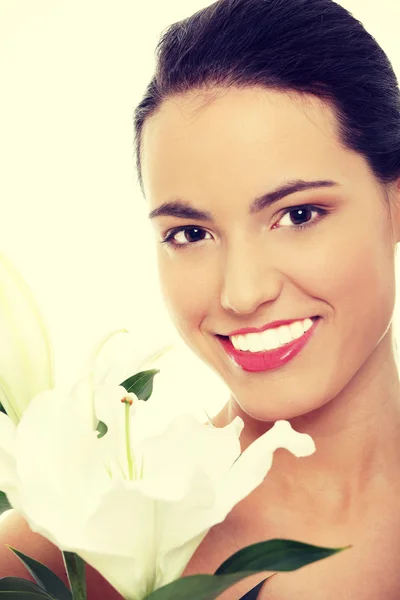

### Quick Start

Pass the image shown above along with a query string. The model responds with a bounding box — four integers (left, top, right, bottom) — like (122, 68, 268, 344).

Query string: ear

(387, 178, 400, 245)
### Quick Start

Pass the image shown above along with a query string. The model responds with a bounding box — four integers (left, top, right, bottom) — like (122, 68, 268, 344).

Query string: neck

(214, 329, 400, 521)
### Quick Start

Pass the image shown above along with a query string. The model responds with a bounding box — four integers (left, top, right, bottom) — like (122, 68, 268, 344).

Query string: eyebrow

(148, 179, 339, 221)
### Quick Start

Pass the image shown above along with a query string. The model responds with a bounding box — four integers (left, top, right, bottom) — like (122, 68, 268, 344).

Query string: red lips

(218, 317, 320, 373)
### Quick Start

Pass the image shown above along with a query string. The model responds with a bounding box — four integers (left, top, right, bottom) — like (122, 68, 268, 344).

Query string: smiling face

(140, 86, 400, 422)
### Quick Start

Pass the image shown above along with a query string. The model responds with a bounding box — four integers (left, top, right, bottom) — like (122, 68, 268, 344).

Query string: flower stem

(62, 551, 87, 600)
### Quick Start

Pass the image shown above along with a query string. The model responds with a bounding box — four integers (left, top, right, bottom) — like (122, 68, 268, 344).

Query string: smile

(230, 317, 315, 352)
(217, 317, 321, 373)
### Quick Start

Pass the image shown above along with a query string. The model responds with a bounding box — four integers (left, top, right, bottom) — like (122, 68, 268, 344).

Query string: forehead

(140, 87, 348, 204)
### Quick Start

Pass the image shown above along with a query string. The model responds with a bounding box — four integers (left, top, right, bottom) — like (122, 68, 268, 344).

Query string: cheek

(303, 224, 395, 341)
(157, 253, 213, 335)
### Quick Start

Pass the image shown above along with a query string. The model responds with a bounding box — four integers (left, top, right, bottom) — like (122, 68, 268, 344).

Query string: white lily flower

(0, 380, 315, 600)
(0, 252, 54, 424)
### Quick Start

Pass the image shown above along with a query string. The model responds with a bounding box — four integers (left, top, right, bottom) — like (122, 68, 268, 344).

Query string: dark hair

(133, 0, 400, 199)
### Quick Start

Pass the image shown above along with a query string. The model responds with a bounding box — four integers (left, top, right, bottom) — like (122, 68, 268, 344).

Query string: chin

(233, 392, 330, 423)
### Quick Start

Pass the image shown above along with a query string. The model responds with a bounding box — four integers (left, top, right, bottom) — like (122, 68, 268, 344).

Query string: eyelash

(160, 204, 329, 251)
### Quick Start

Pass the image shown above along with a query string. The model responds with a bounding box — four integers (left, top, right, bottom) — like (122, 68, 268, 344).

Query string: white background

(1, 0, 400, 428)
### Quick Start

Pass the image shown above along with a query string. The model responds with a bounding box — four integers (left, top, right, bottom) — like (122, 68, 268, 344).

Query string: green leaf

(120, 369, 160, 401)
(144, 539, 349, 600)
(96, 420, 108, 439)
(214, 538, 350, 574)
(144, 572, 274, 600)
(0, 593, 55, 599)
(238, 577, 269, 599)
(5, 547, 72, 600)
(0, 403, 6, 414)
(0, 577, 54, 596)
(0, 491, 12, 516)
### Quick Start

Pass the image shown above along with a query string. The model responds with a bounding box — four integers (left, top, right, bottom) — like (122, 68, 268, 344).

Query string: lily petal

(14, 389, 110, 544)
(79, 484, 161, 600)
(0, 412, 20, 498)
(216, 420, 316, 518)
(0, 252, 54, 424)
(79, 472, 216, 600)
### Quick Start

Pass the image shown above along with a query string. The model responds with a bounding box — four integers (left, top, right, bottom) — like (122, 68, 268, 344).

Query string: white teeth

(302, 318, 314, 332)
(290, 321, 306, 339)
(276, 325, 292, 345)
(261, 328, 279, 351)
(237, 334, 250, 352)
(246, 333, 261, 353)
(230, 317, 316, 353)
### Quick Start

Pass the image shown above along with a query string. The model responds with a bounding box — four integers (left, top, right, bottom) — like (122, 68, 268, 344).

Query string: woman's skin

(140, 86, 400, 596)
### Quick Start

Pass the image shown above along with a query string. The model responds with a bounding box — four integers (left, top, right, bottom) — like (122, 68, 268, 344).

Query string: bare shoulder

(0, 511, 123, 600)
(182, 506, 400, 600)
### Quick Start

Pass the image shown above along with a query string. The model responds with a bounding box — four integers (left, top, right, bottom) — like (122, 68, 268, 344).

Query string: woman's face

(141, 87, 399, 421)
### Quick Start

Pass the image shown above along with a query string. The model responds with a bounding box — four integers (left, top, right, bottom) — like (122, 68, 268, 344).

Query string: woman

(134, 0, 400, 597)
(1, 0, 400, 598)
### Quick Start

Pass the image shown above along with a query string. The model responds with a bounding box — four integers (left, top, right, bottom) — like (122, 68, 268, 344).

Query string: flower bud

(0, 252, 54, 424)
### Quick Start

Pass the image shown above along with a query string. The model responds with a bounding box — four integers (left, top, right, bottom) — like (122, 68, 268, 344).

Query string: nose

(220, 241, 283, 315)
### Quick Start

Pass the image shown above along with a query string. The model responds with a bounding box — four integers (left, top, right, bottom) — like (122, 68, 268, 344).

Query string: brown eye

(275, 205, 328, 231)
(181, 228, 207, 243)
(161, 226, 212, 249)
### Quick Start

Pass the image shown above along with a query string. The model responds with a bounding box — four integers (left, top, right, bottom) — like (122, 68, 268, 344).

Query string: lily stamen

(121, 394, 135, 479)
